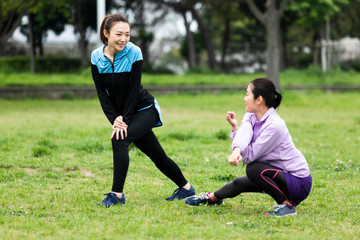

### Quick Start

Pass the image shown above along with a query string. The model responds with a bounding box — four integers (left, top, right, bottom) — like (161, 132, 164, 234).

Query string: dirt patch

(23, 168, 37, 174)
(80, 169, 94, 177)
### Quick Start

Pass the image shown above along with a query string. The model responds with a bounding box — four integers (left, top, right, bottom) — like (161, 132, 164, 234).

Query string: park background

(1, 0, 360, 239)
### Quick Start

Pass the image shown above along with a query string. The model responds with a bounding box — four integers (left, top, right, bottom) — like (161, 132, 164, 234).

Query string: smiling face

(244, 84, 258, 113)
(104, 21, 130, 53)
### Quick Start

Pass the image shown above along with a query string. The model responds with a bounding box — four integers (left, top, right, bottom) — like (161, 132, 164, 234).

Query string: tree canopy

(2, 0, 359, 80)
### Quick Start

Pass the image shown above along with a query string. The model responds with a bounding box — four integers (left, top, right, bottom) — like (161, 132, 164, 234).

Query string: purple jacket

(231, 107, 310, 178)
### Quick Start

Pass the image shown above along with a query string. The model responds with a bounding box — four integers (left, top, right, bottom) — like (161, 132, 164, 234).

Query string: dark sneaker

(165, 184, 196, 201)
(265, 204, 297, 217)
(96, 192, 125, 207)
(185, 192, 223, 206)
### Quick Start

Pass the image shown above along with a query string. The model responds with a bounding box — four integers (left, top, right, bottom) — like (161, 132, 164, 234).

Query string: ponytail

(99, 13, 130, 45)
(100, 14, 111, 44)
(250, 78, 282, 109)
(273, 88, 282, 109)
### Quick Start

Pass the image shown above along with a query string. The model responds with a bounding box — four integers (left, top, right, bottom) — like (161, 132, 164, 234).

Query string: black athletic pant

(214, 162, 289, 204)
(111, 106, 188, 193)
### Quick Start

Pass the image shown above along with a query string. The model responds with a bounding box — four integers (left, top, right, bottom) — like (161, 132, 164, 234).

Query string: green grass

(0, 67, 359, 86)
(1, 91, 360, 239)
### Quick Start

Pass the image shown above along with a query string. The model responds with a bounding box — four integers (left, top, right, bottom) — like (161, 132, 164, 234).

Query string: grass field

(1, 91, 360, 239)
(0, 67, 360, 86)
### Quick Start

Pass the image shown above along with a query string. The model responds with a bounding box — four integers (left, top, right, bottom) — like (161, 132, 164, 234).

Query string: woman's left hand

(228, 147, 242, 167)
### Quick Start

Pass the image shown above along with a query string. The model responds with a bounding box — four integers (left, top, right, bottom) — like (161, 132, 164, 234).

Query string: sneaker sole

(184, 199, 224, 207)
(266, 212, 297, 217)
(166, 194, 196, 201)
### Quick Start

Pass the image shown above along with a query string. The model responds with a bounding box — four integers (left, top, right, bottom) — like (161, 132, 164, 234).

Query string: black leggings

(111, 107, 188, 192)
(214, 162, 289, 204)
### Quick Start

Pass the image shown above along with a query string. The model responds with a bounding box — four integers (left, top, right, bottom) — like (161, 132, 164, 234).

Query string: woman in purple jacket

(185, 78, 312, 217)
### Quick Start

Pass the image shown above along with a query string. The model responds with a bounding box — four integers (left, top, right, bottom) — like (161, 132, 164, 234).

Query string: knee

(232, 177, 244, 188)
(246, 162, 261, 180)
(111, 138, 132, 152)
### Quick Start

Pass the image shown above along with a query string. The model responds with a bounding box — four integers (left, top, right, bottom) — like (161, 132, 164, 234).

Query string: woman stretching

(91, 13, 195, 207)
(185, 78, 312, 217)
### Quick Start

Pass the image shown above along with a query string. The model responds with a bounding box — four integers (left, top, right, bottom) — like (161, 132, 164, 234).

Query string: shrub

(32, 139, 58, 157)
(0, 56, 83, 73)
(214, 129, 228, 140)
(339, 60, 360, 72)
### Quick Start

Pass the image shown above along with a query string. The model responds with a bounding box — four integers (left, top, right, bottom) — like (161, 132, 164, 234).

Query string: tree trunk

(245, 0, 287, 89)
(35, 32, 44, 56)
(326, 18, 331, 71)
(265, 4, 281, 88)
(78, 31, 88, 69)
(137, 1, 150, 62)
(189, 7, 217, 69)
(181, 11, 196, 69)
(70, 1, 88, 69)
(221, 16, 230, 73)
(39, 39, 44, 56)
(320, 24, 327, 73)
(28, 14, 36, 73)
(312, 32, 319, 66)
(320, 19, 331, 73)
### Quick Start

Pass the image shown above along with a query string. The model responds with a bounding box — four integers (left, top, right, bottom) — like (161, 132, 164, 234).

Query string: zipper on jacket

(104, 55, 115, 73)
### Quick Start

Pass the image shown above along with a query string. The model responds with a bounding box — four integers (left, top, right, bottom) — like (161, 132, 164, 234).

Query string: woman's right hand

(226, 111, 238, 131)
(113, 116, 127, 129)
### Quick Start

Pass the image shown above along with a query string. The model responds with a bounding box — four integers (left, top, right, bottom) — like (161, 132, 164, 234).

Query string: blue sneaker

(265, 204, 297, 217)
(165, 185, 195, 201)
(185, 192, 223, 206)
(96, 192, 125, 207)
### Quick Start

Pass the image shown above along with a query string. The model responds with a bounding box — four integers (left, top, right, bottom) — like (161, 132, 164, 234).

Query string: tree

(20, 1, 70, 56)
(245, 0, 287, 88)
(159, 0, 217, 69)
(181, 10, 197, 69)
(288, 0, 349, 73)
(332, 0, 360, 39)
(0, 0, 40, 55)
(188, 2, 217, 69)
(202, 0, 266, 73)
(156, 0, 197, 69)
(121, 0, 158, 63)
(68, 0, 97, 68)
(198, 0, 238, 72)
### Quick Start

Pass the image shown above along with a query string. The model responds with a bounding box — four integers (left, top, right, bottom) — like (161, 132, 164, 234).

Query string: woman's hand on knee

(111, 126, 128, 140)
(113, 116, 127, 129)
(112, 116, 128, 140)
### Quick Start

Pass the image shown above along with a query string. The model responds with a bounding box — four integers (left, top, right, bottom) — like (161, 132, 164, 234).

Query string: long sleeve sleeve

(231, 113, 253, 151)
(91, 64, 119, 124)
(122, 50, 143, 124)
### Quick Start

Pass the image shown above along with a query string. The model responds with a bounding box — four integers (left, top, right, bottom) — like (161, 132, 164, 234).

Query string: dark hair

(100, 13, 130, 44)
(250, 78, 282, 109)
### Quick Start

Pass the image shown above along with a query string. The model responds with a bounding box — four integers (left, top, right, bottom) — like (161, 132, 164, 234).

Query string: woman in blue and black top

(91, 13, 195, 207)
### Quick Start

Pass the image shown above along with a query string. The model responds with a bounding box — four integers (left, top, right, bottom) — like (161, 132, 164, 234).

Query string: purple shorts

(284, 172, 312, 206)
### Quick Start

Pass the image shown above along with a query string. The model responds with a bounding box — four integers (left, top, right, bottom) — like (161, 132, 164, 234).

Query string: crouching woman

(185, 78, 312, 217)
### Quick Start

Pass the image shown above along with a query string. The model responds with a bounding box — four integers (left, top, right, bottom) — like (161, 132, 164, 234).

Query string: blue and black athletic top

(91, 42, 159, 126)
